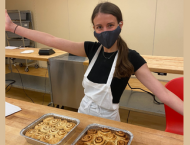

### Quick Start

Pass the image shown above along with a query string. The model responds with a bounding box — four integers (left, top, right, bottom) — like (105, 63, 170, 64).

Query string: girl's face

(93, 13, 123, 34)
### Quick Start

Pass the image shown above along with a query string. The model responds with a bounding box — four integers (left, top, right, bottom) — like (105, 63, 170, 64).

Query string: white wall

(6, 0, 183, 80)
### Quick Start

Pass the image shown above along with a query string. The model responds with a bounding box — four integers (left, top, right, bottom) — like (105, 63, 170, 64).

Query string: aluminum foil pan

(20, 113, 80, 145)
(71, 123, 133, 145)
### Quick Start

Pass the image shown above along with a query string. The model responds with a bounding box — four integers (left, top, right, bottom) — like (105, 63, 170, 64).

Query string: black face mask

(94, 25, 121, 49)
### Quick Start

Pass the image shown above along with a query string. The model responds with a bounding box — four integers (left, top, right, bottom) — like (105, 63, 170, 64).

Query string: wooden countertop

(6, 48, 183, 74)
(83, 55, 183, 74)
(5, 98, 183, 145)
(5, 48, 67, 61)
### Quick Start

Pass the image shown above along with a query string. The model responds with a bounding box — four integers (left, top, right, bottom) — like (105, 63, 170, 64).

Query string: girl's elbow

(156, 89, 170, 104)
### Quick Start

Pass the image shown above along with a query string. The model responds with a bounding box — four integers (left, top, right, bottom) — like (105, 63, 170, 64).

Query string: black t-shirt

(84, 41, 146, 104)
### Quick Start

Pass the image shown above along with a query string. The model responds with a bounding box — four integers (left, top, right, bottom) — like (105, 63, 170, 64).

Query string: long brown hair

(91, 2, 134, 79)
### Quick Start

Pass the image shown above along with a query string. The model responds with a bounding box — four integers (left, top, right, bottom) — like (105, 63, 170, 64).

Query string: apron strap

(84, 45, 102, 77)
(106, 51, 119, 86)
(84, 44, 119, 86)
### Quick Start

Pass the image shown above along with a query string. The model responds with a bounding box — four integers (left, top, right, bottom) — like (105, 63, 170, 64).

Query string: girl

(5, 2, 183, 121)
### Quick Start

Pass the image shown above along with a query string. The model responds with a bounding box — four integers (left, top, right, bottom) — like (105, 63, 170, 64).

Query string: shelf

(6, 73, 50, 94)
(119, 90, 165, 116)
(6, 10, 35, 48)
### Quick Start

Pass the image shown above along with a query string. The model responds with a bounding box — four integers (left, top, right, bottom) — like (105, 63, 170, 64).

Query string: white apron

(78, 45, 120, 121)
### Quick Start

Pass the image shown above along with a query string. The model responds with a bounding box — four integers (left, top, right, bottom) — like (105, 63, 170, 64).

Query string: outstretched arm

(135, 63, 183, 115)
(5, 10, 86, 57)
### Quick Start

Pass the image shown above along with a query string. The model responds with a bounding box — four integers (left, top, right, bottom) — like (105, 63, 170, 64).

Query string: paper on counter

(5, 102, 22, 117)
(20, 50, 34, 54)
(5, 46, 18, 49)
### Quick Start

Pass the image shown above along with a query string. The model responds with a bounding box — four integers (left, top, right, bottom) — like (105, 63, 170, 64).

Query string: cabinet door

(153, 0, 183, 57)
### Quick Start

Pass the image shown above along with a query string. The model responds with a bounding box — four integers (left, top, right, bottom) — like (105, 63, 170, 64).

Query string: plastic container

(8, 11, 28, 20)
(8, 39, 30, 47)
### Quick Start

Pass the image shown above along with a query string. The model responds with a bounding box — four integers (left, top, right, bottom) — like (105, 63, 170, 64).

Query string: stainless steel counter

(49, 54, 88, 109)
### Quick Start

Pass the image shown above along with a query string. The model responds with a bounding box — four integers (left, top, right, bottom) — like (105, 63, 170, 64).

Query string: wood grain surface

(5, 98, 183, 145)
(5, 48, 67, 61)
(6, 48, 183, 74)
(83, 55, 183, 74)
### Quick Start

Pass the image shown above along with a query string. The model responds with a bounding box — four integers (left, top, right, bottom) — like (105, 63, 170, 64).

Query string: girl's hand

(5, 9, 16, 32)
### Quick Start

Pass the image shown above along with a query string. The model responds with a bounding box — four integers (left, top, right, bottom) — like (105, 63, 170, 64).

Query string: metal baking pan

(20, 113, 80, 145)
(71, 123, 133, 145)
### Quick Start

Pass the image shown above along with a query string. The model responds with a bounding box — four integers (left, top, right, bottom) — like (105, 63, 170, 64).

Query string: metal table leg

(8, 57, 13, 73)
(47, 61, 54, 107)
